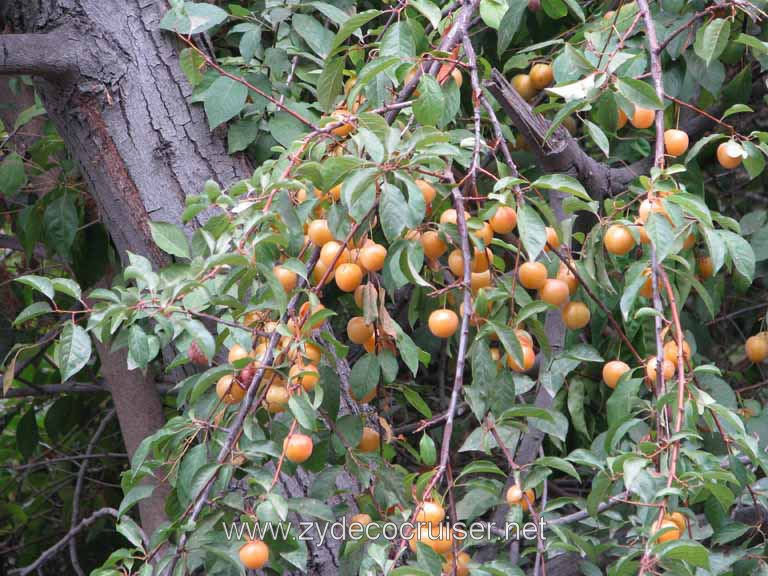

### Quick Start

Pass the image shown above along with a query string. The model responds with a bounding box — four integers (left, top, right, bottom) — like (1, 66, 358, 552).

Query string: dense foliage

(4, 0, 768, 574)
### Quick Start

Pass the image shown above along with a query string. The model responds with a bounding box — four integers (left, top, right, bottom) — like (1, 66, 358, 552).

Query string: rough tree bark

(0, 0, 250, 537)
(2, 5, 360, 570)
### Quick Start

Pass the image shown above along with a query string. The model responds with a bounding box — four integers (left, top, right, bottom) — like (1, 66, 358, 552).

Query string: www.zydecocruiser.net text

(223, 518, 546, 546)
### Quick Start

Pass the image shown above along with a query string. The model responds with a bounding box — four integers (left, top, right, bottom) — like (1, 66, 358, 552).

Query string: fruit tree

(3, 1, 768, 575)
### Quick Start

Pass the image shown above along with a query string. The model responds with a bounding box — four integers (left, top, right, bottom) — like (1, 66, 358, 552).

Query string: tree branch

(10, 507, 121, 576)
(0, 32, 78, 78)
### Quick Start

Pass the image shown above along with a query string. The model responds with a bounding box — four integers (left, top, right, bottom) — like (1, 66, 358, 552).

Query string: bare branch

(10, 508, 121, 576)
(0, 32, 78, 78)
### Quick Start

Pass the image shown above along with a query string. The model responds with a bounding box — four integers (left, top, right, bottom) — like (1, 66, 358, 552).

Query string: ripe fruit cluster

(518, 258, 589, 331)
(511, 63, 554, 102)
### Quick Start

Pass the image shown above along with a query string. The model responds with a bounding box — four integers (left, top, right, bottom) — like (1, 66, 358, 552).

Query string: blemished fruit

(443, 552, 471, 576)
(540, 279, 569, 306)
(408, 525, 454, 554)
(645, 357, 676, 381)
(440, 208, 470, 225)
(557, 266, 579, 295)
(617, 108, 628, 130)
(663, 340, 691, 363)
(274, 265, 298, 292)
(697, 256, 713, 279)
(289, 363, 319, 392)
(562, 301, 591, 329)
(335, 263, 363, 292)
(328, 183, 342, 201)
(359, 243, 387, 271)
(717, 141, 743, 169)
(217, 374, 245, 404)
(448, 249, 465, 277)
(530, 63, 554, 90)
(665, 512, 687, 533)
(428, 309, 460, 338)
(358, 427, 381, 452)
(437, 64, 463, 88)
(188, 341, 208, 366)
(655, 520, 682, 543)
(512, 73, 538, 101)
(664, 129, 689, 157)
(519, 262, 548, 290)
(471, 270, 492, 291)
(347, 316, 374, 345)
(264, 384, 290, 413)
(330, 109, 354, 137)
(415, 179, 437, 204)
(507, 345, 536, 372)
(284, 433, 314, 463)
(745, 334, 768, 363)
(603, 360, 630, 389)
(604, 224, 636, 255)
(299, 301, 326, 329)
(239, 539, 269, 569)
(350, 513, 372, 526)
(471, 248, 492, 273)
(421, 230, 447, 259)
(415, 501, 446, 524)
(490, 205, 518, 234)
(473, 222, 494, 246)
(308, 219, 334, 246)
(544, 227, 560, 251)
(515, 329, 534, 348)
(304, 342, 322, 363)
(630, 107, 655, 129)
(320, 241, 349, 268)
(228, 344, 249, 364)
(506, 484, 535, 512)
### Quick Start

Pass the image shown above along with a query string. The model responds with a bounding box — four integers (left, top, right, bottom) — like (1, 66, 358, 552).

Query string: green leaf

(0, 152, 27, 196)
(562, 0, 585, 21)
(379, 184, 409, 242)
(413, 75, 445, 127)
(293, 14, 334, 58)
(43, 194, 78, 258)
(535, 456, 580, 480)
(116, 516, 145, 550)
(15, 275, 55, 300)
(616, 78, 663, 110)
(743, 141, 765, 180)
(13, 302, 52, 326)
(533, 174, 590, 201)
(654, 540, 710, 569)
(160, 3, 228, 34)
(17, 408, 39, 460)
(666, 193, 712, 228)
(380, 21, 415, 60)
(517, 204, 547, 261)
(721, 104, 753, 119)
(330, 10, 380, 53)
(179, 48, 204, 86)
(419, 433, 436, 466)
(497, 1, 527, 54)
(57, 324, 92, 381)
(288, 393, 317, 431)
(720, 230, 755, 282)
(350, 354, 380, 403)
(203, 76, 248, 128)
(149, 221, 190, 258)
(694, 18, 731, 67)
(684, 133, 728, 164)
(318, 56, 346, 112)
(402, 386, 432, 418)
(119, 484, 155, 517)
(480, 0, 508, 29)
(410, 0, 441, 29)
(584, 119, 609, 158)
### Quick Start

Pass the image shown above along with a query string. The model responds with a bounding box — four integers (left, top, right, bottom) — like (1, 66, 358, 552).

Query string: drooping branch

(486, 70, 642, 198)
(0, 32, 78, 78)
(10, 508, 126, 576)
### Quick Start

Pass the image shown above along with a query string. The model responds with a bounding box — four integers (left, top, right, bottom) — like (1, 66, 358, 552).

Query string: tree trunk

(1, 0, 250, 537)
